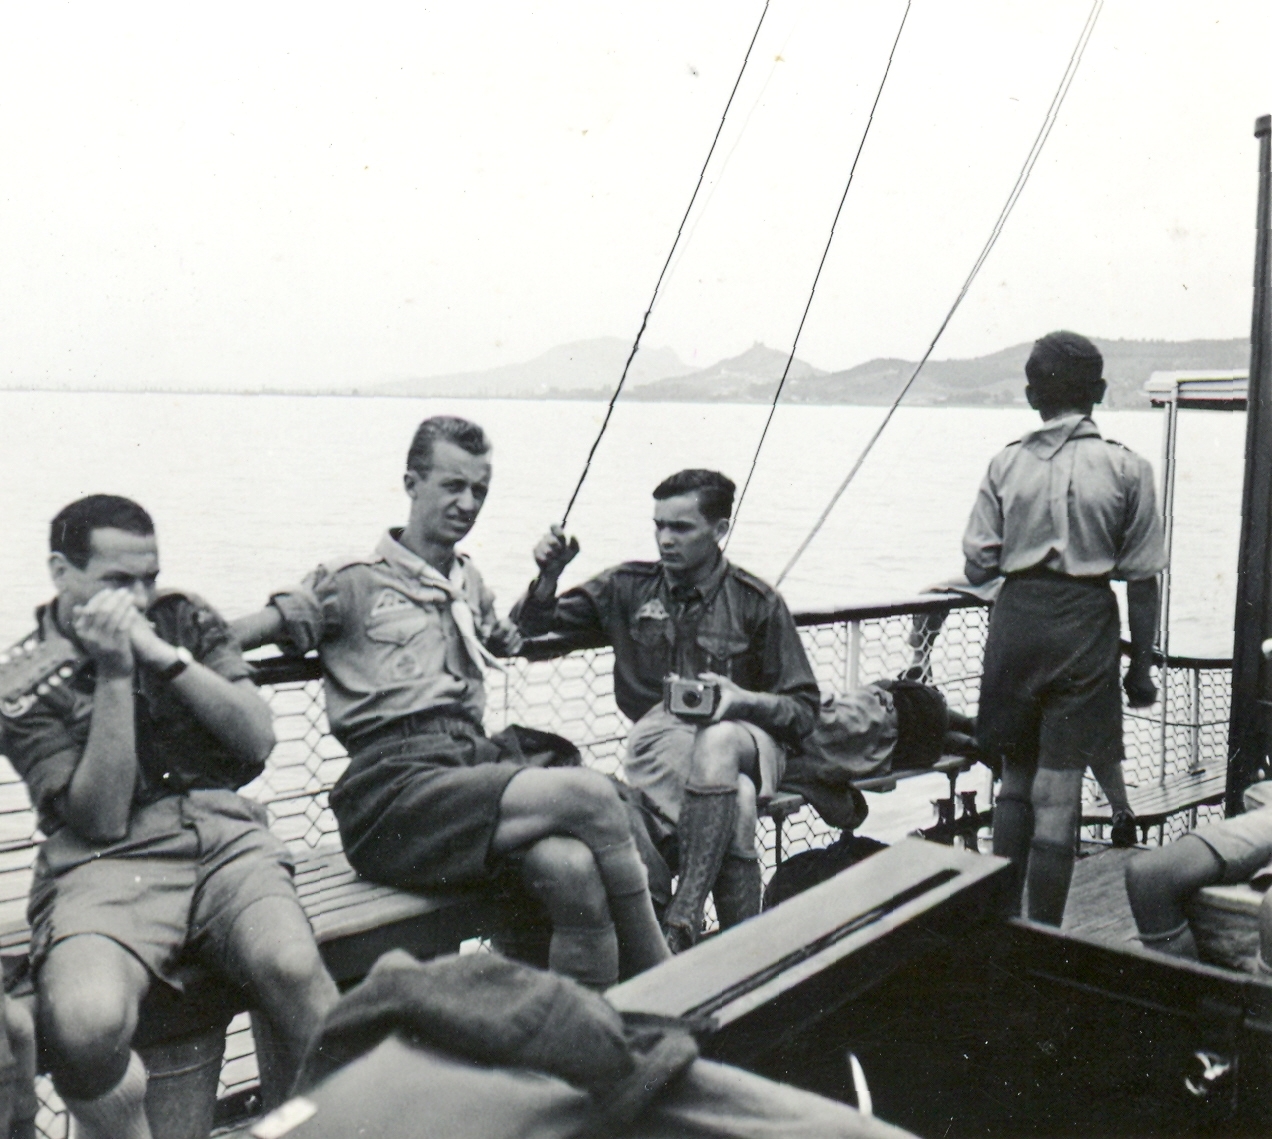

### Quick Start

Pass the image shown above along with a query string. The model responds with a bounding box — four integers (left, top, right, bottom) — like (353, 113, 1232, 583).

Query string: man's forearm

(65, 677, 138, 842)
(167, 670, 275, 766)
(231, 606, 284, 651)
(1126, 577, 1159, 663)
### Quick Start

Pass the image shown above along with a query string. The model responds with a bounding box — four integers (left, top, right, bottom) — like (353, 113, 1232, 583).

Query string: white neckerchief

(416, 556, 503, 677)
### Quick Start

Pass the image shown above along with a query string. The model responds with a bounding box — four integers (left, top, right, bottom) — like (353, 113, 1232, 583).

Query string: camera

(663, 675, 721, 721)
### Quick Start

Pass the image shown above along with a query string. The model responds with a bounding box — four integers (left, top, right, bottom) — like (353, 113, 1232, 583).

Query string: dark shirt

(0, 590, 256, 835)
(511, 557, 819, 746)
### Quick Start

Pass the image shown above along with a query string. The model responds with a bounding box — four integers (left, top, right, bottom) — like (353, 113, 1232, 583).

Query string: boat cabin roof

(1144, 370, 1248, 410)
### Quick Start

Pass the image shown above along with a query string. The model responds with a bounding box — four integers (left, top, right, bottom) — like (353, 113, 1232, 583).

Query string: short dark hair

(406, 416, 491, 477)
(1024, 330, 1105, 410)
(653, 469, 736, 523)
(50, 495, 154, 569)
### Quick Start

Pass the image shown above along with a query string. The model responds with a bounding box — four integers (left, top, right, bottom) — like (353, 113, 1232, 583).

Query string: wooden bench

(1082, 769, 1227, 844)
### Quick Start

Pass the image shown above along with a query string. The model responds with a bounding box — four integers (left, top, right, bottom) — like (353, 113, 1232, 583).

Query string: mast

(1227, 114, 1272, 813)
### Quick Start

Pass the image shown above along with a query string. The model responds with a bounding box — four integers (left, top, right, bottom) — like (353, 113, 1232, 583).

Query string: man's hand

(533, 525, 580, 582)
(485, 617, 524, 658)
(71, 590, 140, 679)
(128, 615, 183, 671)
(1123, 661, 1157, 709)
(700, 672, 756, 723)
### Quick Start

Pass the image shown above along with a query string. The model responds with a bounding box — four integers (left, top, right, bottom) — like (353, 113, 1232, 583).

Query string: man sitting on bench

(1125, 783, 1272, 969)
(514, 469, 820, 952)
(234, 417, 670, 990)
(0, 496, 338, 1139)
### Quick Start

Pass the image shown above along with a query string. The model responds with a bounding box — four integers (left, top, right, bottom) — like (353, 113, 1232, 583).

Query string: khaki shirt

(963, 415, 1167, 582)
(269, 531, 500, 745)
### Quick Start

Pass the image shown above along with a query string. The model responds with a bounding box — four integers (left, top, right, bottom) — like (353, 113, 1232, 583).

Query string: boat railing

(0, 592, 1236, 1117)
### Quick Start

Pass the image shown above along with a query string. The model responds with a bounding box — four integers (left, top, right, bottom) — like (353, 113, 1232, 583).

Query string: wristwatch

(156, 647, 193, 682)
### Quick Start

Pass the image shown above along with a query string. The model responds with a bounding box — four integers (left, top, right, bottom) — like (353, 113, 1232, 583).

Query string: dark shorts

(331, 715, 576, 893)
(977, 573, 1123, 774)
(28, 790, 300, 991)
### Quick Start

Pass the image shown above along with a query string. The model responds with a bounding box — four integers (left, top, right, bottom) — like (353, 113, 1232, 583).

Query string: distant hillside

(781, 338, 1251, 409)
(624, 342, 825, 402)
(375, 337, 691, 398)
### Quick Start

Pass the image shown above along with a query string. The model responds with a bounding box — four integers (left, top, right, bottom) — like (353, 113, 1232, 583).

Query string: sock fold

(549, 923, 619, 990)
(63, 1050, 152, 1139)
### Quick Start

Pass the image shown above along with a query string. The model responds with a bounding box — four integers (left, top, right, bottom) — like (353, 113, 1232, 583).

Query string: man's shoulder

(316, 550, 382, 576)
(0, 625, 63, 717)
(724, 563, 780, 602)
(592, 560, 662, 589)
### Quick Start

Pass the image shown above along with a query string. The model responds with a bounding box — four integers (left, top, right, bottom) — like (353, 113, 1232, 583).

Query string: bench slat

(1082, 770, 1226, 827)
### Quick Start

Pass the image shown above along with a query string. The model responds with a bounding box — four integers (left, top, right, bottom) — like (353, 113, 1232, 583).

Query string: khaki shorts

(1189, 807, 1272, 886)
(28, 790, 302, 992)
(624, 705, 785, 834)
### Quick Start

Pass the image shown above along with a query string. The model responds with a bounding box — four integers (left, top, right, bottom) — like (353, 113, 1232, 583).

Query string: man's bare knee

(1126, 837, 1222, 913)
(520, 837, 609, 923)
(38, 936, 146, 1099)
(227, 899, 336, 1009)
(690, 723, 754, 786)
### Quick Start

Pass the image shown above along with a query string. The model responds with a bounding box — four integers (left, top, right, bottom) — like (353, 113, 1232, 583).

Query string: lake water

(0, 391, 1245, 656)
(0, 391, 1248, 842)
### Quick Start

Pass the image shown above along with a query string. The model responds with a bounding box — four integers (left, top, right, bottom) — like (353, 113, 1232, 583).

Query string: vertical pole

(1190, 666, 1202, 774)
(1157, 394, 1178, 785)
(1227, 114, 1272, 815)
(848, 621, 861, 690)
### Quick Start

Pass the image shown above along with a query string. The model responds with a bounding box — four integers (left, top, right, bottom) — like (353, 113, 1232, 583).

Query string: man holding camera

(514, 470, 820, 952)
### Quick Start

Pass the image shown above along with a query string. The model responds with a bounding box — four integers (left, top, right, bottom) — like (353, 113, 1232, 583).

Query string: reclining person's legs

(493, 767, 669, 980)
(38, 934, 152, 1139)
(1125, 836, 1222, 958)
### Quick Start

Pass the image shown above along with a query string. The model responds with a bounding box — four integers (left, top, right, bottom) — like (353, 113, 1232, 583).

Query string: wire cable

(560, 1, 772, 527)
(775, 0, 1104, 586)
(729, 0, 913, 545)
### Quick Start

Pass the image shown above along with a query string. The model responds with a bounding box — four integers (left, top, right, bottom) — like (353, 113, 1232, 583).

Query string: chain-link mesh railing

(0, 595, 1240, 1136)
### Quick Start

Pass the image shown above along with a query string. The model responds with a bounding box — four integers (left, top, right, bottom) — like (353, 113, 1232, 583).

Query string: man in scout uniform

(962, 331, 1166, 924)
(233, 416, 670, 990)
(514, 469, 821, 952)
(0, 495, 338, 1139)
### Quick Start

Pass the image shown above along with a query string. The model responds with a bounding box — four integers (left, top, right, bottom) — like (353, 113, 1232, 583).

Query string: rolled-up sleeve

(1, 705, 82, 830)
(511, 573, 611, 650)
(1115, 455, 1168, 581)
(962, 467, 1003, 575)
(269, 565, 344, 655)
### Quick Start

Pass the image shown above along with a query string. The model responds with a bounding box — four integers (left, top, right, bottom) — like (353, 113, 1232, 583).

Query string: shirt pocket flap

(695, 629, 750, 660)
(365, 606, 433, 647)
(629, 616, 673, 647)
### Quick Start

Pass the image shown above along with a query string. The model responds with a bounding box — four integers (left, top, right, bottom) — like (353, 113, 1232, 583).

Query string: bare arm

(230, 606, 285, 651)
(1124, 576, 1159, 708)
(132, 622, 275, 766)
(63, 591, 142, 843)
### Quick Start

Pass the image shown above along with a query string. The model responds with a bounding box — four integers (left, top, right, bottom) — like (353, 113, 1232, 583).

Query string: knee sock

(592, 838, 671, 977)
(1257, 953, 1272, 979)
(63, 1050, 151, 1139)
(1025, 836, 1075, 927)
(663, 785, 738, 950)
(549, 923, 619, 990)
(713, 854, 762, 930)
(1139, 919, 1198, 960)
(992, 794, 1033, 917)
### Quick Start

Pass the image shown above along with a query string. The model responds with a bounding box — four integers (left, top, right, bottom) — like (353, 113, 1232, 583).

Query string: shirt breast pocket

(364, 604, 447, 682)
(628, 616, 672, 676)
(695, 630, 750, 676)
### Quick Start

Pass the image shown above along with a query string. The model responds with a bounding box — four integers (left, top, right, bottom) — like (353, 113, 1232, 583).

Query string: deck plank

(1061, 845, 1140, 948)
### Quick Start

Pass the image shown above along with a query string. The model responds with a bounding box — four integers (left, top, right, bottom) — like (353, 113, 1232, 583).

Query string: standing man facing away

(513, 470, 820, 952)
(0, 496, 338, 1139)
(963, 331, 1167, 925)
(233, 417, 669, 989)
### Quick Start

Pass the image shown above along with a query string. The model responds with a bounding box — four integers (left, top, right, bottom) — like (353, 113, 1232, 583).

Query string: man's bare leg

(1125, 836, 1223, 958)
(494, 768, 669, 978)
(37, 934, 152, 1139)
(222, 896, 340, 1103)
(993, 764, 1035, 918)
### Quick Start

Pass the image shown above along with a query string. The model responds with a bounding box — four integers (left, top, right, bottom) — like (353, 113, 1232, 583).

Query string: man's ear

(1024, 385, 1040, 411)
(1091, 378, 1108, 406)
(714, 517, 730, 545)
(403, 470, 418, 498)
(48, 552, 70, 589)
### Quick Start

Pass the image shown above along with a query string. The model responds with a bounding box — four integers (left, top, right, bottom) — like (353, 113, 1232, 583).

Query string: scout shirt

(0, 591, 256, 836)
(962, 414, 1168, 582)
(511, 555, 819, 746)
(268, 530, 501, 747)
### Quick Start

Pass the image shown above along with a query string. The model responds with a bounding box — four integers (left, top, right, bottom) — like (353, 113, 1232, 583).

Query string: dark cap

(1025, 330, 1103, 388)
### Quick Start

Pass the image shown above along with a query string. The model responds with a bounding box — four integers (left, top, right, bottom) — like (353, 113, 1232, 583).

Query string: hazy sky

(1, 1, 1269, 391)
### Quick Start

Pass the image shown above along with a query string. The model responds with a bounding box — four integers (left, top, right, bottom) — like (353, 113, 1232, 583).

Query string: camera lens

(682, 690, 701, 708)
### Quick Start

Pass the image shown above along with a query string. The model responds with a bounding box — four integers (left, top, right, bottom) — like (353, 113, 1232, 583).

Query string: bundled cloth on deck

(294, 949, 704, 1134)
(780, 679, 950, 830)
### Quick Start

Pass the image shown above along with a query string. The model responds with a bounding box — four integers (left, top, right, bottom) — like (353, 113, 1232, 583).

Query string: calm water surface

(0, 392, 1245, 840)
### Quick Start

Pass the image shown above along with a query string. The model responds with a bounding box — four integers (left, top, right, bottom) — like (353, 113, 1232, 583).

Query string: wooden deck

(1060, 843, 1140, 947)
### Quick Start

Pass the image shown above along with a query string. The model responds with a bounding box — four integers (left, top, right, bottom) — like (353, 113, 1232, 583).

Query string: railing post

(847, 621, 861, 690)
(1190, 666, 1202, 774)
(1159, 662, 1170, 785)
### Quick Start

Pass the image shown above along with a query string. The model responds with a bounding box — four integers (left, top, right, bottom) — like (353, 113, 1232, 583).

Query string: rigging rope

(559, 0, 772, 527)
(728, 0, 913, 545)
(775, 0, 1104, 587)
